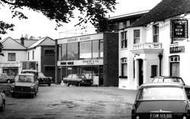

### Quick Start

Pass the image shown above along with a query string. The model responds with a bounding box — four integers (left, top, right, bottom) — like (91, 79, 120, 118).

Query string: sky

(0, 0, 162, 39)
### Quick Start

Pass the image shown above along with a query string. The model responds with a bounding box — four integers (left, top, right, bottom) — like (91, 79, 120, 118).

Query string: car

(0, 73, 15, 83)
(21, 70, 52, 86)
(38, 72, 52, 86)
(63, 74, 93, 86)
(152, 76, 190, 99)
(131, 83, 190, 119)
(0, 90, 5, 112)
(10, 73, 39, 98)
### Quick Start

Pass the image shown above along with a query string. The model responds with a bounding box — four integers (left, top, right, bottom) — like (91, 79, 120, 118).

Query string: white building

(118, 0, 190, 89)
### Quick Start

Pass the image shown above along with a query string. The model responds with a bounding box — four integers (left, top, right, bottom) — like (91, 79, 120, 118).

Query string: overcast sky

(0, 0, 161, 39)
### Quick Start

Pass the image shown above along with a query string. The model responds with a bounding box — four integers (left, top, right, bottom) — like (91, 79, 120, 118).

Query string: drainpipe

(158, 53, 163, 76)
(55, 39, 58, 84)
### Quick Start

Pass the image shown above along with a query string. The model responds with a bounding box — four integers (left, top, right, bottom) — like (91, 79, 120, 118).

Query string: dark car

(0, 73, 15, 83)
(0, 90, 5, 112)
(152, 76, 190, 99)
(132, 83, 190, 119)
(10, 73, 39, 98)
(38, 72, 52, 86)
(63, 74, 93, 86)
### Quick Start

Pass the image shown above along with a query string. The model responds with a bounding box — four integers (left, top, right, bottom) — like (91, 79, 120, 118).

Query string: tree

(0, 0, 116, 34)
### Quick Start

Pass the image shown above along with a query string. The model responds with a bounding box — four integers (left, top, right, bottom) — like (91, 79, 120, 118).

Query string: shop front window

(100, 40, 104, 58)
(61, 44, 67, 60)
(67, 42, 78, 60)
(80, 41, 92, 59)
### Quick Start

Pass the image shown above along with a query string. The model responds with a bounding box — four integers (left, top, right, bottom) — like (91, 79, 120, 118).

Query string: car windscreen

(137, 86, 186, 100)
(17, 75, 34, 82)
(163, 77, 184, 84)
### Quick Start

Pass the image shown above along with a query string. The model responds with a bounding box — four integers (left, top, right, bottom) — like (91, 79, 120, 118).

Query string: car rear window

(138, 87, 186, 100)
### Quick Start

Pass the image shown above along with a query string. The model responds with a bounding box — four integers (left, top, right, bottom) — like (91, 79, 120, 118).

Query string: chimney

(20, 37, 25, 46)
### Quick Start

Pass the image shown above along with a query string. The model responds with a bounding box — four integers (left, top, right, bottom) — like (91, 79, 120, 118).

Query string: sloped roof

(16, 39, 38, 48)
(0, 37, 27, 50)
(132, 0, 190, 27)
(28, 37, 55, 49)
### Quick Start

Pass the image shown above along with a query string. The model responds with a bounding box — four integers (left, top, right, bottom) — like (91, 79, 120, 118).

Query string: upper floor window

(134, 29, 140, 44)
(32, 51, 35, 59)
(8, 53, 16, 61)
(153, 24, 159, 42)
(45, 49, 55, 56)
(121, 31, 127, 48)
(120, 57, 128, 78)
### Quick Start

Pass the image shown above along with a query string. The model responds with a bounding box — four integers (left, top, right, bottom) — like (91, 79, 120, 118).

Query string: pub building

(118, 0, 190, 89)
(56, 32, 118, 86)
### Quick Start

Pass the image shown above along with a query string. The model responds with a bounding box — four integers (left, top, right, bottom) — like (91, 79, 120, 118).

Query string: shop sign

(82, 59, 102, 65)
(170, 45, 185, 53)
(171, 19, 188, 39)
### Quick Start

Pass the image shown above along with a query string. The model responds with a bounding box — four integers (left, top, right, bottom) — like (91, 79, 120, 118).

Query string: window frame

(153, 24, 159, 43)
(134, 29, 140, 44)
(121, 31, 128, 48)
(8, 53, 16, 61)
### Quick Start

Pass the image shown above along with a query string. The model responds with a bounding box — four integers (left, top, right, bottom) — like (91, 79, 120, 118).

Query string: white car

(0, 91, 5, 111)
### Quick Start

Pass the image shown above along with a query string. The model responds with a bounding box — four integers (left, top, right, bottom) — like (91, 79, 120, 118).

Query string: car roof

(21, 69, 38, 72)
(154, 76, 182, 79)
(19, 73, 35, 76)
(139, 83, 184, 89)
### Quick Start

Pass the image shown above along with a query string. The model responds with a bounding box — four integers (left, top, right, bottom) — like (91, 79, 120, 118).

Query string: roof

(28, 37, 54, 49)
(132, 0, 190, 27)
(15, 39, 38, 48)
(108, 10, 149, 21)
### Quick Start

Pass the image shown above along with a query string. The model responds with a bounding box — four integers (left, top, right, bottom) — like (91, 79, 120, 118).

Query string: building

(0, 37, 55, 81)
(56, 32, 118, 86)
(27, 37, 56, 82)
(118, 0, 190, 89)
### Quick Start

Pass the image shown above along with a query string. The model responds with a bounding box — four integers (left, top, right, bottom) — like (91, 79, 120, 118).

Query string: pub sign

(171, 19, 188, 39)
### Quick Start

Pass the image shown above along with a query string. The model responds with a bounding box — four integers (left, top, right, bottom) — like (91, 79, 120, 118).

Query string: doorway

(138, 59, 143, 86)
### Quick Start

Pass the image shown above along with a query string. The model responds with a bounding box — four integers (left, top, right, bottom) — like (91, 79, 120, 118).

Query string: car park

(152, 76, 190, 99)
(0, 90, 5, 112)
(63, 74, 93, 86)
(10, 73, 39, 98)
(0, 73, 15, 83)
(131, 83, 190, 119)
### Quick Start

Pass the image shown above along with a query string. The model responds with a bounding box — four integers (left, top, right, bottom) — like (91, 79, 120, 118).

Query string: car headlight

(136, 116, 140, 119)
(183, 116, 187, 119)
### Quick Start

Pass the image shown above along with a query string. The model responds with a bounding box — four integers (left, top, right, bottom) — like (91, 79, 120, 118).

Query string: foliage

(0, 0, 116, 34)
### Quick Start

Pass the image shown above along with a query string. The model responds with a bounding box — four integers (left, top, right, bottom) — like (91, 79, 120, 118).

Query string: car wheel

(0, 101, 5, 112)
(48, 83, 51, 86)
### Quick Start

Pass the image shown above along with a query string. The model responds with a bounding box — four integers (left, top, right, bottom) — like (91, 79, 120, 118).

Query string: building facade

(56, 32, 118, 86)
(118, 0, 190, 89)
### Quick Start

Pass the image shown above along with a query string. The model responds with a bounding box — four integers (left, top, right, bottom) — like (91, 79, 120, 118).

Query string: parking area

(0, 84, 137, 119)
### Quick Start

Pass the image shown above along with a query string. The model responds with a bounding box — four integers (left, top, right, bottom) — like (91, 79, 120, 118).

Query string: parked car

(0, 73, 15, 83)
(10, 73, 39, 98)
(38, 72, 52, 86)
(152, 76, 190, 99)
(0, 90, 5, 112)
(21, 70, 52, 86)
(63, 74, 93, 86)
(131, 83, 190, 119)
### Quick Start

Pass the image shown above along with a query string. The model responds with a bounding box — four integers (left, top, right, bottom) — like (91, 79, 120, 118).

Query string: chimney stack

(20, 37, 25, 46)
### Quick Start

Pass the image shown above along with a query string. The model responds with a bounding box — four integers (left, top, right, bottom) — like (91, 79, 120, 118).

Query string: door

(138, 59, 143, 86)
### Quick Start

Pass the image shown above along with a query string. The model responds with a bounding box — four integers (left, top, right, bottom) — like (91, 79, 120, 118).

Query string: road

(0, 84, 137, 119)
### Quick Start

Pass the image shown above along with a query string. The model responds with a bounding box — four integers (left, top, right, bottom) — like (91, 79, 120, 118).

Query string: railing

(133, 42, 162, 50)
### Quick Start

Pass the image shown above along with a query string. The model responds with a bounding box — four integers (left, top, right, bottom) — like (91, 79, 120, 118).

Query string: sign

(171, 19, 188, 39)
(170, 45, 185, 53)
(58, 59, 103, 66)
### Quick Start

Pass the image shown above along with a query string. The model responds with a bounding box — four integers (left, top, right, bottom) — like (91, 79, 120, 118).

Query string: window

(28, 52, 29, 60)
(32, 51, 34, 59)
(100, 40, 104, 58)
(67, 42, 79, 60)
(61, 44, 67, 60)
(120, 58, 127, 78)
(170, 55, 180, 77)
(92, 40, 99, 58)
(134, 29, 140, 44)
(153, 24, 159, 42)
(8, 53, 16, 61)
(45, 49, 55, 56)
(121, 31, 127, 48)
(80, 41, 92, 59)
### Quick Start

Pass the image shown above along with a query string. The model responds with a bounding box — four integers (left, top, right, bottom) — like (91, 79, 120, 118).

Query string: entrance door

(138, 59, 143, 86)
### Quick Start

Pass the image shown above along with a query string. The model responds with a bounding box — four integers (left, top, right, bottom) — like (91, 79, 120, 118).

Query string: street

(0, 84, 137, 119)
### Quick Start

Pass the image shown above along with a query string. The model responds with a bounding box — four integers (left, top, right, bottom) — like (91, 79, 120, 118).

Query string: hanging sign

(171, 19, 188, 39)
